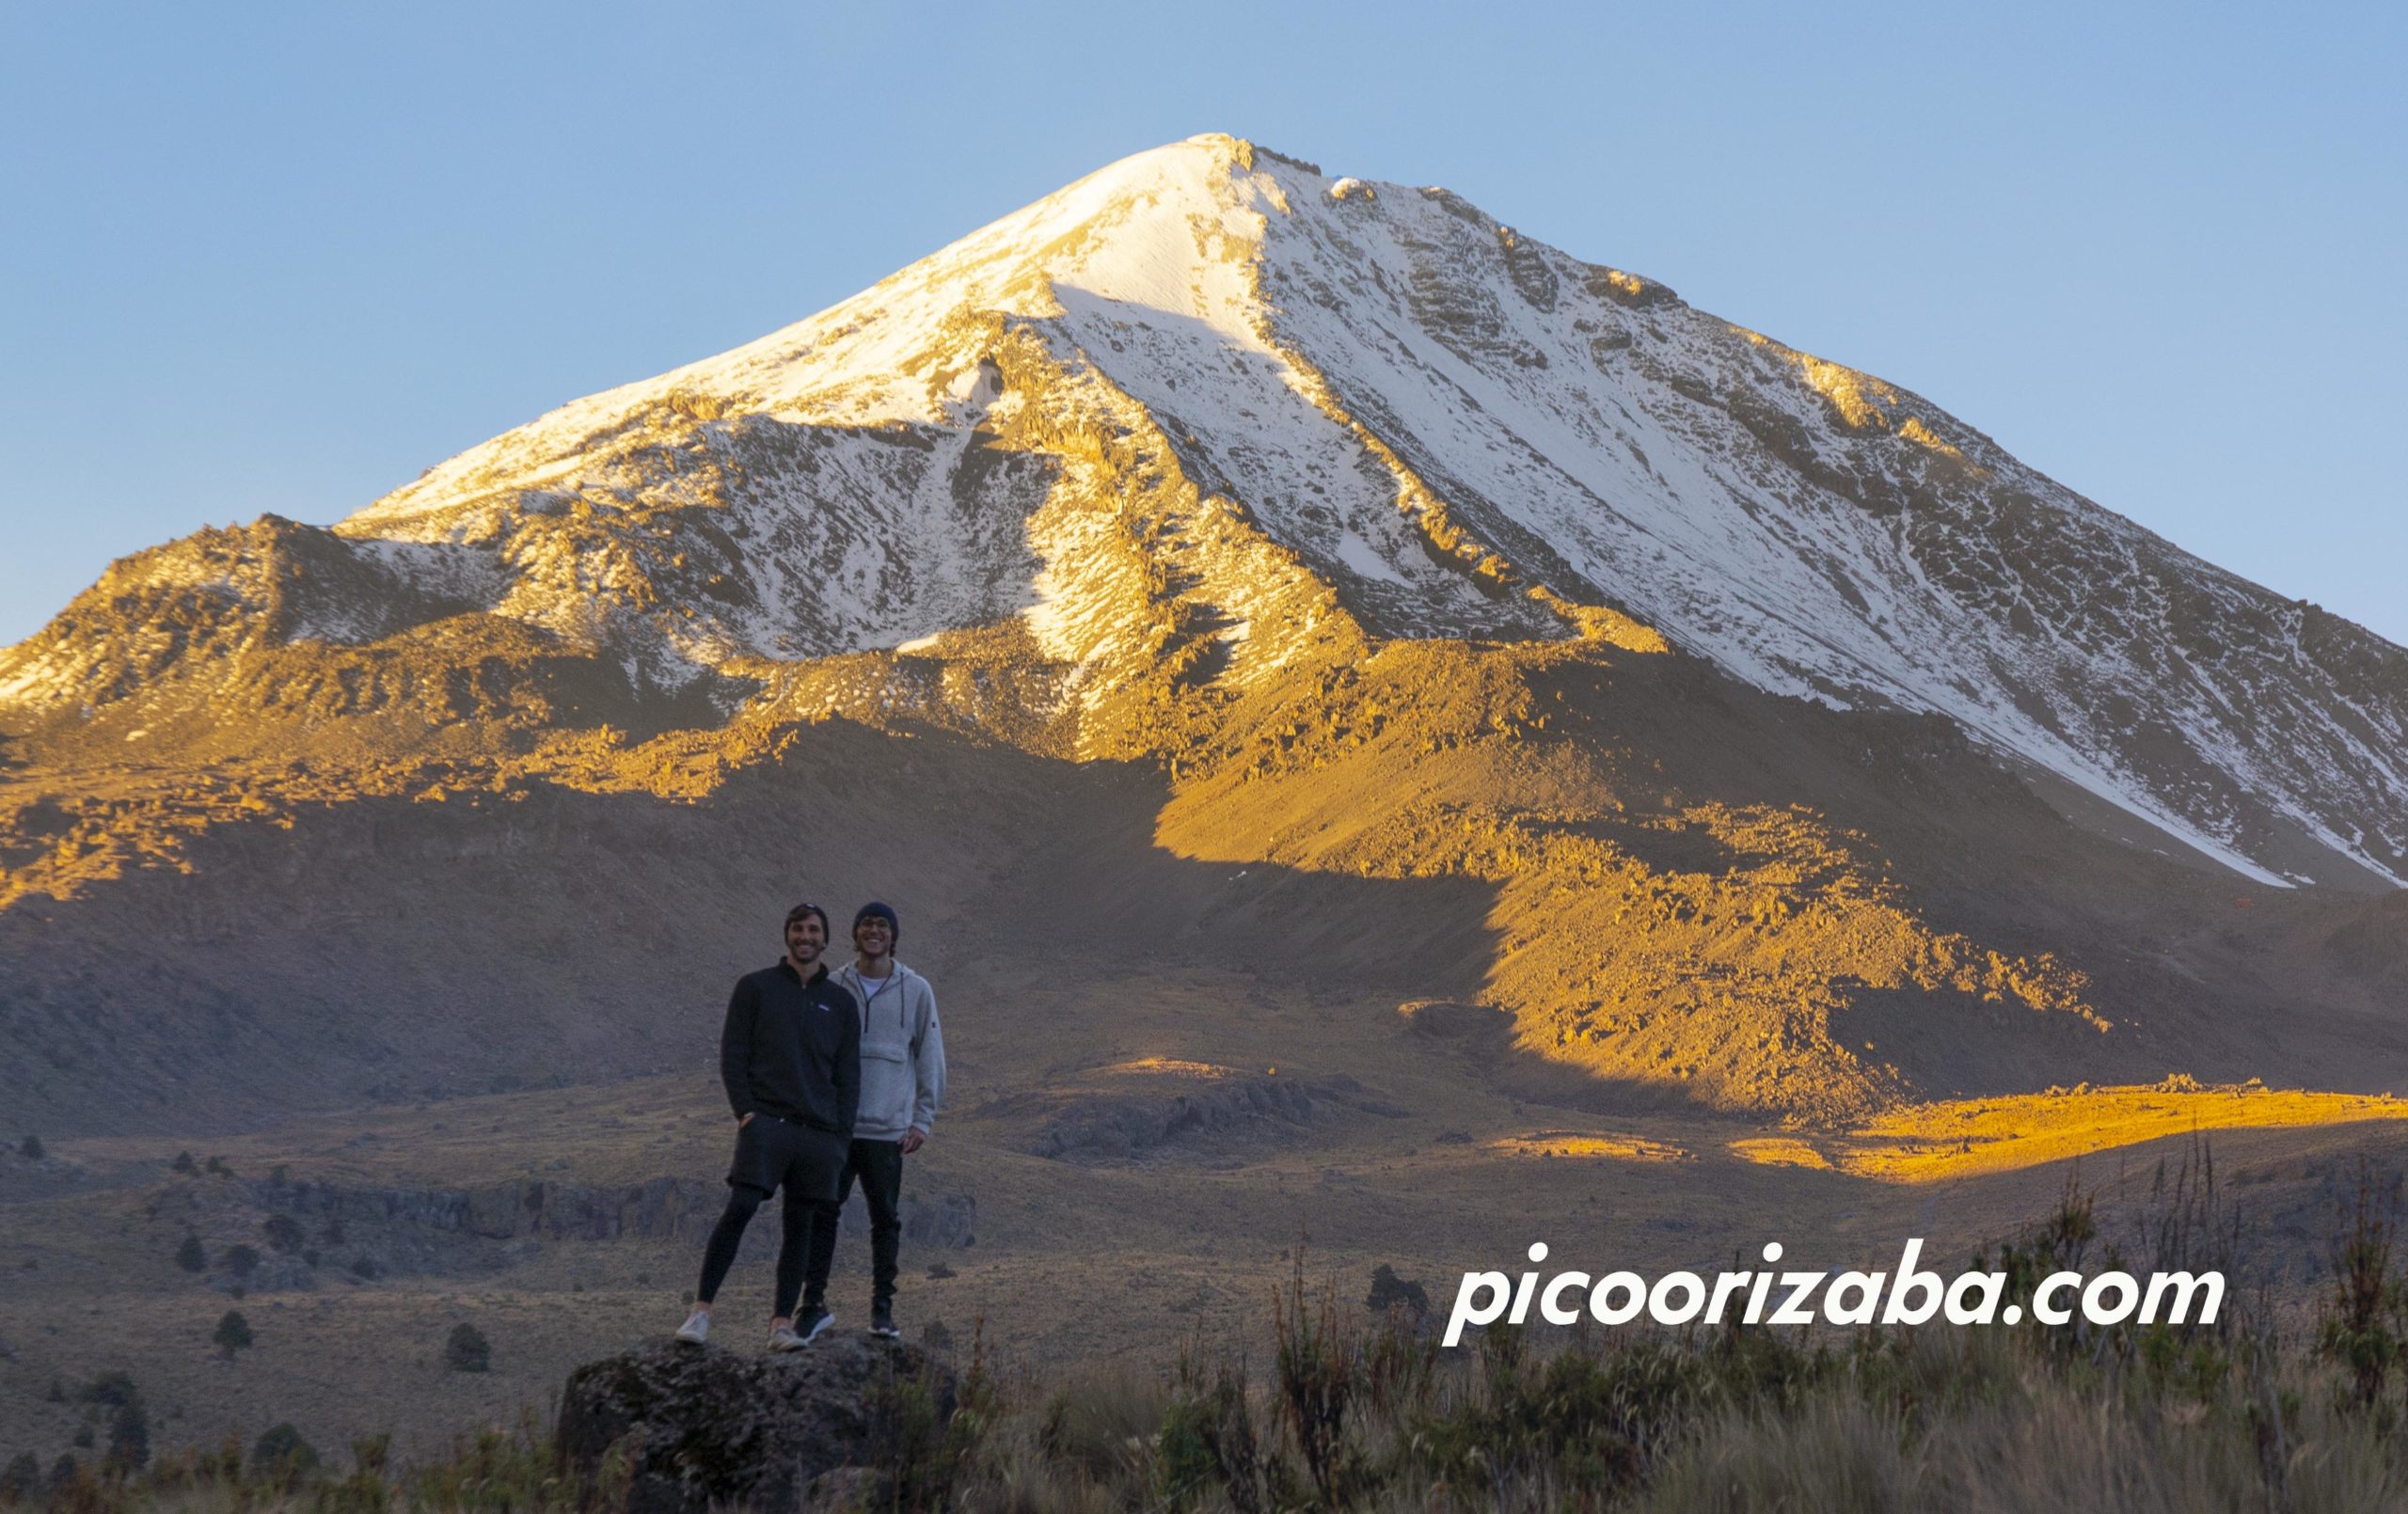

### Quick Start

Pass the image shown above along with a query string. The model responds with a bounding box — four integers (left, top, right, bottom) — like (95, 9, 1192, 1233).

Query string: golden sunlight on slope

(1154, 636, 2112, 1123)
(1488, 1131, 1692, 1162)
(1730, 1082, 2408, 1183)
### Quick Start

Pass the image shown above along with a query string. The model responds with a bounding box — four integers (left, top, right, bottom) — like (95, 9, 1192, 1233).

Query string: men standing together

(676, 899, 945, 1350)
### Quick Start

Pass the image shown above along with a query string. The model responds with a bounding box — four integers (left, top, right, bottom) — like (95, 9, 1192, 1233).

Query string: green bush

(175, 1233, 206, 1272)
(263, 1212, 307, 1254)
(2317, 1157, 2405, 1411)
(214, 1309, 253, 1359)
(104, 1399, 150, 1472)
(250, 1423, 318, 1486)
(444, 1323, 492, 1374)
(1362, 1263, 1430, 1320)
(0, 1452, 38, 1502)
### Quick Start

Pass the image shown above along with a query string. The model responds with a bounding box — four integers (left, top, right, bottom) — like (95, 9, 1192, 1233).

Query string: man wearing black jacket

(673, 903, 861, 1350)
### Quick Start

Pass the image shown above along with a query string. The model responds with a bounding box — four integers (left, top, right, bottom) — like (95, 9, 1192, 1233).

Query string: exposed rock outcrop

(555, 1335, 955, 1514)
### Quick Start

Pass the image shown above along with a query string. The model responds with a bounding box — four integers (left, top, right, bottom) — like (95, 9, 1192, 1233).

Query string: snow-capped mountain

(5, 134, 2401, 888)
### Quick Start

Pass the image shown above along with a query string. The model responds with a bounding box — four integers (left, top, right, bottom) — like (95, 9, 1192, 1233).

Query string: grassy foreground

(12, 1144, 2408, 1513)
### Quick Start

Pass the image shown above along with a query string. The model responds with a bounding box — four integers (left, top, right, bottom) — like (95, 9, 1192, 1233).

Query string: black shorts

(726, 1116, 848, 1203)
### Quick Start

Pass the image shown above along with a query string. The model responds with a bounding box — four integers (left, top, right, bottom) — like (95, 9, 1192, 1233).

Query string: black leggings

(696, 1184, 816, 1318)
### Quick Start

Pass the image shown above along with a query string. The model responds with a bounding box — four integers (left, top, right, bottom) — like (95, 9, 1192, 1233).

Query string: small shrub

(408, 1409, 613, 1511)
(214, 1310, 253, 1359)
(16, 1134, 40, 1160)
(204, 1156, 230, 1175)
(309, 1431, 399, 1514)
(444, 1323, 492, 1374)
(45, 1457, 74, 1495)
(222, 1243, 261, 1279)
(349, 1254, 382, 1280)
(1273, 1261, 1360, 1506)
(1165, 1346, 1266, 1514)
(871, 1322, 992, 1512)
(175, 1233, 206, 1272)
(104, 1399, 150, 1472)
(171, 1151, 198, 1175)
(2318, 1158, 2404, 1411)
(249, 1423, 317, 1486)
(77, 1372, 140, 1410)
(1362, 1262, 1430, 1320)
(1039, 1362, 1169, 1480)
(0, 1452, 40, 1501)
(262, 1213, 306, 1254)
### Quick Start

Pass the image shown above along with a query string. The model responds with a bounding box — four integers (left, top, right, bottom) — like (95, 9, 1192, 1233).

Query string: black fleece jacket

(719, 960, 862, 1133)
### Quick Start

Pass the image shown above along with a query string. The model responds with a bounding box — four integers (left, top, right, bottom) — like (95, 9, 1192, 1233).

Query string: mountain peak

(3, 138, 2401, 891)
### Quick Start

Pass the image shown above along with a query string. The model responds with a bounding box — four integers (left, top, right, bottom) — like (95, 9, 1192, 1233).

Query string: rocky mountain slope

(3, 134, 2403, 1138)
(9, 134, 2400, 885)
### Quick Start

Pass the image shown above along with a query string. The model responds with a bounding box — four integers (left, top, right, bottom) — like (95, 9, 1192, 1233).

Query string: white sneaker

(673, 1309, 710, 1346)
(767, 1323, 809, 1352)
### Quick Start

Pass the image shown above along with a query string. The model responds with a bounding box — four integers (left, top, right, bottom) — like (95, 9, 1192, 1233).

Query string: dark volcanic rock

(555, 1334, 955, 1514)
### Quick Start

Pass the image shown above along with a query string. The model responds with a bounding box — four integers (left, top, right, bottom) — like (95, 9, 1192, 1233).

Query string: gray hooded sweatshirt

(832, 959, 944, 1142)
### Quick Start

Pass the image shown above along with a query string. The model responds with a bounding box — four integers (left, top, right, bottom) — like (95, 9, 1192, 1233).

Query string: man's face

(784, 914, 827, 965)
(854, 917, 895, 959)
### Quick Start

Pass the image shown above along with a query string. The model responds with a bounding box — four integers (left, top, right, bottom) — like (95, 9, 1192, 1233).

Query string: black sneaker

(796, 1304, 835, 1344)
(869, 1303, 899, 1339)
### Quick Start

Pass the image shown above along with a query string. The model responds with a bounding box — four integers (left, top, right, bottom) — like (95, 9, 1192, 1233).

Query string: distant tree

(444, 1323, 492, 1373)
(170, 1151, 198, 1176)
(222, 1244, 260, 1280)
(103, 1401, 150, 1472)
(348, 1254, 380, 1281)
(16, 1134, 40, 1160)
(45, 1456, 75, 1495)
(213, 1310, 253, 1360)
(76, 1373, 138, 1409)
(1364, 1263, 1432, 1320)
(248, 1424, 316, 1483)
(261, 1214, 305, 1254)
(175, 1234, 207, 1273)
(268, 1164, 290, 1190)
(43, 1380, 65, 1404)
(204, 1157, 230, 1176)
(0, 1451, 39, 1501)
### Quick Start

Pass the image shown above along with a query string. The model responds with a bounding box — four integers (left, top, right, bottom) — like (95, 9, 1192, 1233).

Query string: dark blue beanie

(854, 901, 899, 940)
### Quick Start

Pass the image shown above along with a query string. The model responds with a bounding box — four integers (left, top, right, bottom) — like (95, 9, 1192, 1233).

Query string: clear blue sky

(5, 1, 2401, 646)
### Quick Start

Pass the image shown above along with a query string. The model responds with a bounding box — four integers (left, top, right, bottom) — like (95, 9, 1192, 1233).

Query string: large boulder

(555, 1333, 957, 1514)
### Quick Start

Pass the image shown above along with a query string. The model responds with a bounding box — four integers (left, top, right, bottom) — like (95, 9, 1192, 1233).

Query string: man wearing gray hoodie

(800, 900, 944, 1340)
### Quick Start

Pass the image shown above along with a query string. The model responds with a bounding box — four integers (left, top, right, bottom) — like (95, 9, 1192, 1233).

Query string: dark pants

(803, 1139, 904, 1311)
(696, 1117, 846, 1318)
